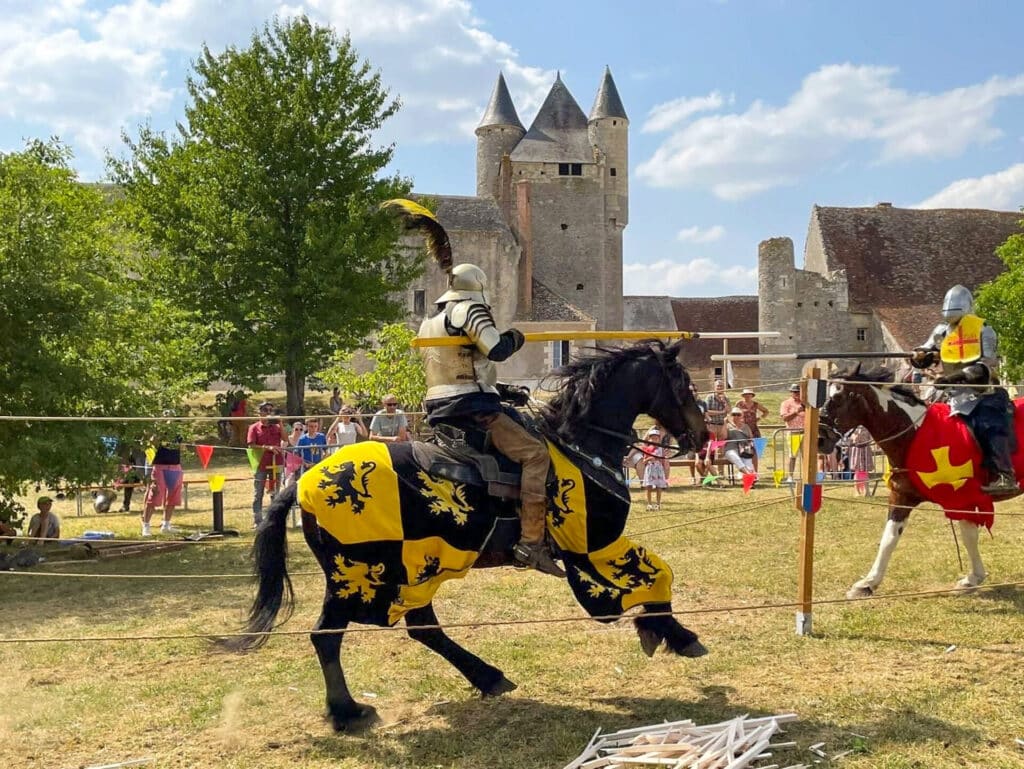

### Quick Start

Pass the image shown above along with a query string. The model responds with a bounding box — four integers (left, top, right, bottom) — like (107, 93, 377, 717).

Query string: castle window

(558, 163, 570, 175)
(576, 283, 584, 290)
(610, 168, 617, 177)
(571, 163, 582, 176)
(560, 223, 568, 231)
(552, 340, 571, 368)
(856, 328, 867, 341)
(413, 289, 425, 317)
(781, 277, 787, 288)
(828, 300, 834, 308)
(813, 301, 819, 307)
(796, 301, 803, 308)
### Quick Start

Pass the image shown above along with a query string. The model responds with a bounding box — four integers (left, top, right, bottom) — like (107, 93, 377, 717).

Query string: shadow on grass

(304, 685, 982, 769)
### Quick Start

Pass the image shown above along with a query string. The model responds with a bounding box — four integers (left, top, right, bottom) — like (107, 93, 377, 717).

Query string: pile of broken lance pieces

(562, 713, 809, 769)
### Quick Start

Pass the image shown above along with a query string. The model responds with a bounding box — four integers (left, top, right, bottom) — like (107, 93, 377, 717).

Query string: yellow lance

(411, 330, 775, 348)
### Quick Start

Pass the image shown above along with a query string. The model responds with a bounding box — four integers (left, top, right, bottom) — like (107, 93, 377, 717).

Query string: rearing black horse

(225, 339, 710, 732)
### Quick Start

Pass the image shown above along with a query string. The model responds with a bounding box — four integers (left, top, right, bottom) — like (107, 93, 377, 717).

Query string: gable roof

(811, 204, 1022, 350)
(524, 279, 594, 323)
(510, 73, 592, 164)
(669, 296, 759, 365)
(812, 205, 1021, 310)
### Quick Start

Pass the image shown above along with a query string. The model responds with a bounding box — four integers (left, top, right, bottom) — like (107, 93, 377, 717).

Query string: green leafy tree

(318, 323, 425, 412)
(0, 140, 203, 505)
(975, 216, 1024, 381)
(110, 15, 421, 416)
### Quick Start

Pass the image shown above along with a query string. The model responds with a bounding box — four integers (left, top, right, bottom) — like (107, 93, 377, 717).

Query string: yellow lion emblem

(331, 555, 386, 603)
(416, 471, 474, 526)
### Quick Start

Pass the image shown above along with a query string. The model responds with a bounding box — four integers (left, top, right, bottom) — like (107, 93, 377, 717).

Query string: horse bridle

(822, 386, 926, 448)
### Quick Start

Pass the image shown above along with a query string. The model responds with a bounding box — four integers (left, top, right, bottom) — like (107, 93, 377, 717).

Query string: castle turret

(588, 66, 629, 227)
(475, 72, 525, 200)
(758, 237, 799, 383)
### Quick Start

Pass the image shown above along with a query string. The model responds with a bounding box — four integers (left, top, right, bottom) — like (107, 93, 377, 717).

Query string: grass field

(3, 452, 1023, 769)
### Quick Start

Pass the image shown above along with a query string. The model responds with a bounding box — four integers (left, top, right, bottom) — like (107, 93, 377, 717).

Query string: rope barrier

(2, 579, 1021, 645)
(820, 493, 1024, 517)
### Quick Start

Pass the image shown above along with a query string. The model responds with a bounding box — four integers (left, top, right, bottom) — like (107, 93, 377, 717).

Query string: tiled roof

(623, 296, 677, 331)
(589, 66, 627, 121)
(430, 195, 510, 232)
(670, 296, 759, 365)
(478, 72, 524, 131)
(813, 205, 1022, 310)
(812, 204, 1022, 354)
(523, 279, 594, 322)
(510, 74, 592, 164)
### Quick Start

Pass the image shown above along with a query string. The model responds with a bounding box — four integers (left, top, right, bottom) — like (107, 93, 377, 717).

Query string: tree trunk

(285, 367, 305, 418)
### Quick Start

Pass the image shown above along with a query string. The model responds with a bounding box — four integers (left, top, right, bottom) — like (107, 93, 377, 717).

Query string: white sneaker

(141, 522, 152, 537)
(159, 522, 178, 534)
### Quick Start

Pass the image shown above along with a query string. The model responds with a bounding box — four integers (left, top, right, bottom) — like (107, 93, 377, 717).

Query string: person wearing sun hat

(780, 383, 806, 482)
(736, 386, 769, 472)
(639, 423, 670, 510)
(27, 496, 61, 543)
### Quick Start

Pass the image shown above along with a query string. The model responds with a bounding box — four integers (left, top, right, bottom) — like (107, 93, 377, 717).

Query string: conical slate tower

(476, 72, 526, 198)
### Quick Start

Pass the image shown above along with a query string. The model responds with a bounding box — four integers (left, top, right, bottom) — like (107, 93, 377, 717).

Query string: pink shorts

(145, 464, 183, 507)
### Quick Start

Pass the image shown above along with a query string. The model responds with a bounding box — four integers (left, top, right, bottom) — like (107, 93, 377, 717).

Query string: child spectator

(847, 424, 874, 495)
(640, 424, 670, 510)
(736, 387, 769, 472)
(27, 496, 60, 543)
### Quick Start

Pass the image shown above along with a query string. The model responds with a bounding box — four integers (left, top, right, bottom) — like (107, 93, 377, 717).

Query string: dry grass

(3, 456, 1024, 769)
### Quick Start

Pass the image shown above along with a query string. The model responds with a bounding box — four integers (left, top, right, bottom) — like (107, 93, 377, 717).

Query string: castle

(405, 69, 629, 383)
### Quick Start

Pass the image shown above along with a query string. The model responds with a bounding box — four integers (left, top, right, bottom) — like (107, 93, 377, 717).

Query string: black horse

(225, 339, 710, 732)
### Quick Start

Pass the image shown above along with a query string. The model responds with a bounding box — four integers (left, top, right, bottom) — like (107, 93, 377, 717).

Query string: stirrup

(513, 541, 566, 578)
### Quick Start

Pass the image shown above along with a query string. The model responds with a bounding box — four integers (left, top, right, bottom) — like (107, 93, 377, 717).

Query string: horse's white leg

(956, 520, 987, 590)
(847, 517, 909, 599)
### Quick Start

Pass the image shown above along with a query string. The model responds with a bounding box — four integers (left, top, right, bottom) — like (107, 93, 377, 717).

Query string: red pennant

(196, 444, 214, 469)
(742, 472, 757, 495)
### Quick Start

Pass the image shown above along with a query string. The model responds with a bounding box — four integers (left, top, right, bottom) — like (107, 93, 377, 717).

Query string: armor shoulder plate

(447, 300, 473, 329)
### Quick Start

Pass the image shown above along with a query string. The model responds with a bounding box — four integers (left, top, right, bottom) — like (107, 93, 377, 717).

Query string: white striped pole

(413, 330, 780, 348)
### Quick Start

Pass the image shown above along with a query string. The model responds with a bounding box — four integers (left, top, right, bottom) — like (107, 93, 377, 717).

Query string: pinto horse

(225, 339, 710, 732)
(820, 365, 1023, 599)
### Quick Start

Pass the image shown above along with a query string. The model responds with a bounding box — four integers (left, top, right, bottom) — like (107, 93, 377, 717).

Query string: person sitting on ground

(723, 407, 756, 478)
(27, 496, 61, 544)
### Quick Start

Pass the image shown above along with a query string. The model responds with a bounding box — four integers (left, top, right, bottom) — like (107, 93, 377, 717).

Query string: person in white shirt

(327, 406, 368, 453)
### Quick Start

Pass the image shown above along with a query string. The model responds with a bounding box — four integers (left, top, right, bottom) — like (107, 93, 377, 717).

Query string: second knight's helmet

(435, 263, 489, 306)
(941, 284, 974, 324)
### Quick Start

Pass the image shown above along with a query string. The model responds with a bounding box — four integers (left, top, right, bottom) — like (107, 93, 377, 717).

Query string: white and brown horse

(820, 365, 1023, 599)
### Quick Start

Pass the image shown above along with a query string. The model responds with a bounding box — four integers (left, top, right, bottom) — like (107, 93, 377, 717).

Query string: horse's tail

(220, 484, 297, 652)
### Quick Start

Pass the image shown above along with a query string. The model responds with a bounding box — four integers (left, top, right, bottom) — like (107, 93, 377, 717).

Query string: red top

(247, 421, 284, 471)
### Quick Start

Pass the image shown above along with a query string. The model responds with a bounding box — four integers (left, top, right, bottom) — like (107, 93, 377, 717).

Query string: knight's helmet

(941, 284, 974, 324)
(435, 263, 490, 306)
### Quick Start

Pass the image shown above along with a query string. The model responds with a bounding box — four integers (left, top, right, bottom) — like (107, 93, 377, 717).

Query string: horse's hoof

(678, 640, 709, 658)
(846, 585, 874, 600)
(329, 704, 381, 733)
(954, 579, 981, 594)
(482, 676, 518, 697)
(636, 627, 664, 658)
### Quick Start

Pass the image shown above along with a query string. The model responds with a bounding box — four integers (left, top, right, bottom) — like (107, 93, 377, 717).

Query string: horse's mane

(834, 365, 925, 406)
(540, 339, 677, 440)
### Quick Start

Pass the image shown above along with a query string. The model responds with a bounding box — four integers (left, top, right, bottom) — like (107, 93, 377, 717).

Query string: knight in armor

(383, 198, 564, 578)
(910, 284, 1018, 497)
(417, 264, 565, 576)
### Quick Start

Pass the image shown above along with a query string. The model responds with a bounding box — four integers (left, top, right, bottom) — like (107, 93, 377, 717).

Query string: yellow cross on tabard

(916, 446, 974, 491)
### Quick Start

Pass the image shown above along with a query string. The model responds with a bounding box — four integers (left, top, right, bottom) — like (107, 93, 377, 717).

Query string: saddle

(411, 424, 524, 499)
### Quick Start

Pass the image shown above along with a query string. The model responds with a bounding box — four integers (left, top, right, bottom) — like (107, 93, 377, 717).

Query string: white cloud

(916, 163, 1024, 211)
(623, 258, 756, 296)
(0, 0, 556, 172)
(641, 91, 728, 133)
(676, 224, 725, 243)
(637, 64, 1024, 200)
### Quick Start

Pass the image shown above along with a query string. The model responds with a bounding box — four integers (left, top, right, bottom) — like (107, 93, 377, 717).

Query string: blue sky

(3, 0, 1023, 297)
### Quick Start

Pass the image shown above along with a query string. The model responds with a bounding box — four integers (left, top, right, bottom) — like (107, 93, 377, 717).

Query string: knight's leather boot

(513, 539, 566, 578)
(981, 472, 1019, 498)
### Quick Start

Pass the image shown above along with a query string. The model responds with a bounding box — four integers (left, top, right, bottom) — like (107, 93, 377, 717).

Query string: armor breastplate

(418, 305, 498, 400)
(940, 315, 984, 365)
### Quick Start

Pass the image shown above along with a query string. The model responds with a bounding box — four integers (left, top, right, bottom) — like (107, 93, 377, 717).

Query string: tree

(317, 323, 426, 412)
(0, 140, 204, 505)
(110, 15, 421, 416)
(975, 216, 1024, 381)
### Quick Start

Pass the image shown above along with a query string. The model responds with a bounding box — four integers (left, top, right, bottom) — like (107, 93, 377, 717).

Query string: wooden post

(796, 366, 821, 636)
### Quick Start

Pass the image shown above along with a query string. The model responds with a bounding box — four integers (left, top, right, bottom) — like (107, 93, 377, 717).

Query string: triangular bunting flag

(195, 444, 214, 469)
(145, 446, 156, 465)
(753, 437, 768, 457)
(789, 434, 803, 456)
(246, 447, 261, 472)
(772, 469, 785, 488)
(701, 473, 718, 487)
(742, 472, 757, 494)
